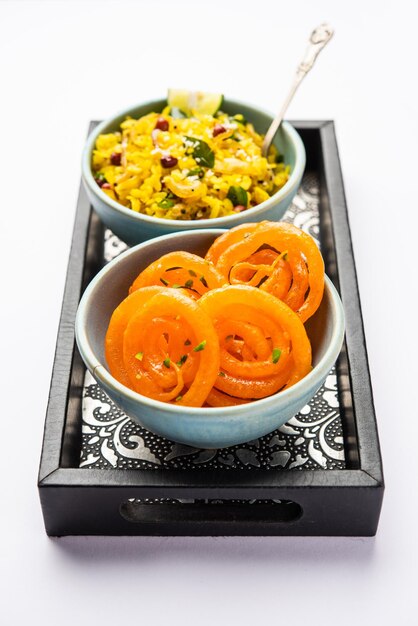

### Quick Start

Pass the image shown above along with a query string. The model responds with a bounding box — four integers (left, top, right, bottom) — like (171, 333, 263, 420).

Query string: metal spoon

(262, 23, 334, 157)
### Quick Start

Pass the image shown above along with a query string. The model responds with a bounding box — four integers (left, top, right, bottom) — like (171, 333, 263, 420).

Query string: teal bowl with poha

(81, 98, 306, 245)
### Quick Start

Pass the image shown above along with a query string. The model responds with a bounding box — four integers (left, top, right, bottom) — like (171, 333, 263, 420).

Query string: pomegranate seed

(101, 183, 112, 189)
(160, 155, 178, 168)
(155, 117, 169, 131)
(234, 205, 246, 212)
(110, 152, 122, 165)
(213, 124, 226, 137)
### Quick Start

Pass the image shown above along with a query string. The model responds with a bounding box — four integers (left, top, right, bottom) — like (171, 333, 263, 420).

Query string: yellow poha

(92, 108, 290, 220)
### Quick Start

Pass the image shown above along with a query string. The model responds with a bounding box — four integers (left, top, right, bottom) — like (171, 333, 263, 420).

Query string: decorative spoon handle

(262, 23, 334, 157)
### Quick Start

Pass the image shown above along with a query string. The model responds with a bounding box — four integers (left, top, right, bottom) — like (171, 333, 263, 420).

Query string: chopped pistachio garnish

(177, 354, 188, 367)
(184, 279, 194, 289)
(272, 348, 282, 364)
(199, 275, 209, 288)
(193, 340, 207, 352)
(175, 395, 183, 402)
(163, 358, 171, 368)
(188, 269, 197, 277)
(218, 371, 226, 377)
(135, 352, 143, 361)
(172, 283, 182, 289)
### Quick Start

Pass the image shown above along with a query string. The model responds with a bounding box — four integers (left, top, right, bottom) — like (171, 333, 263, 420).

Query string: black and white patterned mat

(80, 173, 346, 471)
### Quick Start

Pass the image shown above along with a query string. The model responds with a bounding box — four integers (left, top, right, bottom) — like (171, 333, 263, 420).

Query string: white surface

(1, 0, 417, 624)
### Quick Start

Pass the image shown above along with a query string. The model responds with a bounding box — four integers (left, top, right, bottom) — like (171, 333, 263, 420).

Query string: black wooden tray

(38, 121, 384, 536)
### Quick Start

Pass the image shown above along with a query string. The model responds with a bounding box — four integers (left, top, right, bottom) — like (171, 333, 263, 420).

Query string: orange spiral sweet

(105, 222, 323, 407)
(205, 221, 324, 322)
(199, 285, 312, 402)
(129, 251, 225, 299)
(105, 287, 220, 407)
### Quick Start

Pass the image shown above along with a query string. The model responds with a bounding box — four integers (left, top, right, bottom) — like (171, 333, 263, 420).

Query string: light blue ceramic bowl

(75, 229, 345, 449)
(81, 99, 306, 245)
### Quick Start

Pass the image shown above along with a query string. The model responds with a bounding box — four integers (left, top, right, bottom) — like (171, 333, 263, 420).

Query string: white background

(1, 0, 417, 624)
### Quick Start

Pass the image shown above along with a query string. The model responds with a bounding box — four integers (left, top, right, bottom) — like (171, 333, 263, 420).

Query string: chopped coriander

(188, 269, 197, 277)
(135, 352, 143, 361)
(193, 340, 207, 352)
(177, 354, 188, 367)
(163, 358, 171, 368)
(160, 277, 169, 286)
(272, 348, 282, 364)
(184, 339, 191, 346)
(175, 395, 183, 402)
(199, 275, 209, 288)
(172, 283, 182, 289)
(187, 167, 204, 178)
(158, 198, 175, 209)
(184, 279, 194, 289)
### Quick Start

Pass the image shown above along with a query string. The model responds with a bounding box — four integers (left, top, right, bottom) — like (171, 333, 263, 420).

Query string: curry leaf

(227, 185, 248, 207)
(185, 136, 215, 168)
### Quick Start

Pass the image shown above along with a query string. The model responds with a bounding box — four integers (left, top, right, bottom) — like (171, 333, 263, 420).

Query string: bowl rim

(75, 228, 345, 421)
(81, 97, 306, 227)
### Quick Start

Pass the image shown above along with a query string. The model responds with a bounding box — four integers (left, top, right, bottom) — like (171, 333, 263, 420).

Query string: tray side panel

(40, 472, 383, 537)
(38, 181, 92, 481)
(320, 122, 383, 484)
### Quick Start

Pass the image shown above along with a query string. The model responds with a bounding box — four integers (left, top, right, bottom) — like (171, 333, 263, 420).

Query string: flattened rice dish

(92, 92, 290, 220)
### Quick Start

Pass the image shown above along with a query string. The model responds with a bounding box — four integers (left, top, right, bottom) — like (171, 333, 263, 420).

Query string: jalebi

(129, 251, 225, 299)
(105, 286, 220, 406)
(205, 221, 324, 322)
(105, 221, 323, 407)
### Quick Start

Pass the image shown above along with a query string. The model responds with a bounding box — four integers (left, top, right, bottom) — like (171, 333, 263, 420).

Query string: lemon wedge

(167, 89, 223, 116)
